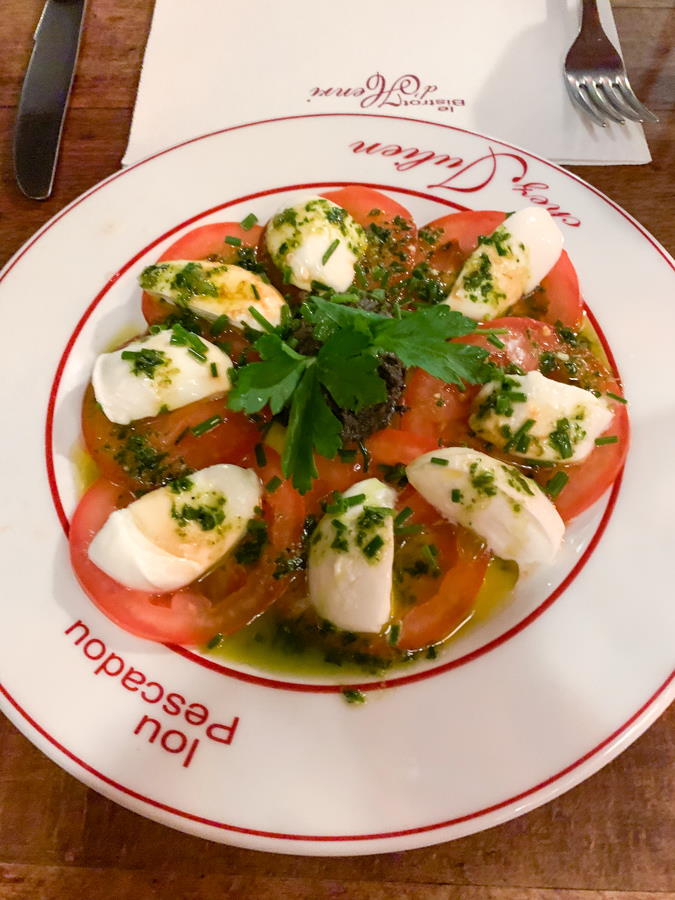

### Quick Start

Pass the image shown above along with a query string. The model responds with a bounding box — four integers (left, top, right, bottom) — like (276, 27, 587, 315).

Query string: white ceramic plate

(1, 114, 673, 855)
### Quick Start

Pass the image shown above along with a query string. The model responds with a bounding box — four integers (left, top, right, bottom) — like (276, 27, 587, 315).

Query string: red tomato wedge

(141, 221, 263, 327)
(366, 428, 438, 467)
(322, 186, 414, 230)
(398, 526, 490, 651)
(81, 386, 260, 491)
(198, 449, 306, 636)
(421, 209, 506, 256)
(399, 370, 478, 446)
(549, 385, 629, 522)
(458, 316, 562, 371)
(536, 251, 583, 329)
(69, 451, 306, 645)
(418, 210, 582, 327)
(321, 186, 418, 285)
(69, 480, 226, 644)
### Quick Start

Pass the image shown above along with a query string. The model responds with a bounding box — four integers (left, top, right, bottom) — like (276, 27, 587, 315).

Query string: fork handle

(581, 0, 602, 30)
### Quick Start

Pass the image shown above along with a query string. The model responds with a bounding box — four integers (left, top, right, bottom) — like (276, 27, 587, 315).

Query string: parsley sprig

(228, 297, 489, 493)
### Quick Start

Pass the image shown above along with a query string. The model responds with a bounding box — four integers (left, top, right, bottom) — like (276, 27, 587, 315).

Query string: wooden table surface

(1, 1, 673, 897)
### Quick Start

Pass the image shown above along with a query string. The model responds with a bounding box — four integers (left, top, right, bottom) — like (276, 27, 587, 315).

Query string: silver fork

(564, 0, 659, 127)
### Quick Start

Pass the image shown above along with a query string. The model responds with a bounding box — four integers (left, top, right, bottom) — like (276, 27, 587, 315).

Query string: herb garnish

(228, 298, 489, 492)
(120, 347, 167, 378)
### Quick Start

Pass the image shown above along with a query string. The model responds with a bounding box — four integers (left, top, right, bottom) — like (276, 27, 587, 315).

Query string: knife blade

(13, 0, 87, 200)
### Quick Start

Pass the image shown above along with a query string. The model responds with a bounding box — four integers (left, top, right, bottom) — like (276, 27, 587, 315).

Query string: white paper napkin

(123, 0, 650, 167)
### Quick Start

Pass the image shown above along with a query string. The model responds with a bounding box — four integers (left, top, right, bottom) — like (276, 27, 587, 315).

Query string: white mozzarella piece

(470, 370, 614, 464)
(88, 465, 261, 592)
(406, 448, 564, 568)
(139, 260, 286, 330)
(443, 207, 564, 321)
(265, 195, 367, 292)
(308, 479, 396, 633)
(92, 328, 233, 425)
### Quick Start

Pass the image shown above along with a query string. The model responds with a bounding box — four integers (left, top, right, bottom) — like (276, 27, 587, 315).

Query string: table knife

(13, 0, 87, 200)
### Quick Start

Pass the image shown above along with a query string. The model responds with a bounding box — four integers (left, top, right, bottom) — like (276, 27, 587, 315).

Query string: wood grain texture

(0, 865, 673, 900)
(0, 0, 673, 897)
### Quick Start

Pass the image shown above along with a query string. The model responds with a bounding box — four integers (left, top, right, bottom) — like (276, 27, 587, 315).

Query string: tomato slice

(302, 453, 367, 517)
(82, 385, 260, 491)
(366, 428, 438, 467)
(418, 211, 582, 327)
(70, 450, 306, 644)
(321, 186, 418, 286)
(399, 370, 478, 446)
(420, 209, 506, 256)
(538, 385, 629, 522)
(458, 316, 562, 371)
(536, 251, 583, 329)
(199, 449, 307, 635)
(69, 480, 226, 644)
(397, 523, 490, 651)
(141, 221, 263, 328)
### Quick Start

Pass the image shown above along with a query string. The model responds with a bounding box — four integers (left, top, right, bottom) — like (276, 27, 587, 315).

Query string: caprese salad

(69, 187, 629, 675)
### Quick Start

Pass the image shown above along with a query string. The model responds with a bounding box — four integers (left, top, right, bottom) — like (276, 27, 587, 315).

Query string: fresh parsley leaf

(282, 366, 342, 493)
(228, 333, 308, 414)
(303, 296, 381, 340)
(373, 305, 487, 386)
(316, 329, 387, 411)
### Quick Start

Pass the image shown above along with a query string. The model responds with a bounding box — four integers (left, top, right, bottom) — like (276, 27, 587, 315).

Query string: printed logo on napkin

(307, 72, 466, 115)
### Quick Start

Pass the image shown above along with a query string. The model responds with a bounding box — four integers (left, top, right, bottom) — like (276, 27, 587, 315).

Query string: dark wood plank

(0, 864, 671, 900)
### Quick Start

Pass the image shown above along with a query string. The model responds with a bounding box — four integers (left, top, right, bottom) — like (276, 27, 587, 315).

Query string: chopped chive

(504, 418, 535, 454)
(344, 493, 366, 508)
(606, 392, 627, 404)
(338, 449, 357, 462)
(342, 688, 365, 705)
(421, 544, 441, 575)
(282, 265, 293, 284)
(251, 283, 260, 300)
(149, 324, 162, 334)
(426, 645, 438, 660)
(225, 235, 242, 247)
(363, 534, 384, 559)
(190, 415, 222, 437)
(487, 334, 505, 349)
(388, 623, 401, 646)
(254, 443, 267, 467)
(394, 506, 413, 528)
(174, 427, 189, 445)
(188, 347, 207, 362)
(210, 362, 218, 377)
(240, 213, 258, 231)
(247, 305, 276, 333)
(544, 471, 569, 499)
(266, 475, 282, 493)
(322, 239, 340, 266)
(523, 458, 555, 467)
(430, 456, 449, 466)
(210, 314, 229, 337)
(451, 488, 462, 503)
(310, 280, 331, 292)
(395, 523, 423, 537)
(595, 435, 618, 446)
(206, 633, 223, 650)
